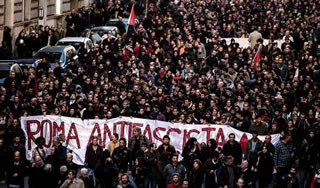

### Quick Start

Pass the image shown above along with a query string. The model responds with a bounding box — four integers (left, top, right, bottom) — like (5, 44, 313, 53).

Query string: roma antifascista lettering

(26, 120, 227, 150)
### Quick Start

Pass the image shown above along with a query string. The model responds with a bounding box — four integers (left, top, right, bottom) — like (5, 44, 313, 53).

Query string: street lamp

(39, 7, 44, 20)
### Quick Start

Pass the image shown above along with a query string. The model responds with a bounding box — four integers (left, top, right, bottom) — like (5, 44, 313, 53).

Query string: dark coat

(7, 160, 25, 186)
(0, 146, 7, 181)
(182, 145, 200, 170)
(85, 144, 103, 170)
(256, 151, 274, 186)
(95, 163, 118, 188)
(204, 158, 221, 188)
(112, 146, 131, 171)
(189, 167, 204, 188)
(29, 165, 46, 188)
(157, 144, 176, 164)
(217, 163, 239, 188)
(144, 150, 160, 175)
(223, 141, 243, 166)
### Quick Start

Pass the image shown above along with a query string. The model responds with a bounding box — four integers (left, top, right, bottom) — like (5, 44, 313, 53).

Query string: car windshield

(56, 42, 83, 50)
(91, 30, 110, 37)
(0, 64, 10, 80)
(35, 52, 62, 63)
(106, 21, 117, 26)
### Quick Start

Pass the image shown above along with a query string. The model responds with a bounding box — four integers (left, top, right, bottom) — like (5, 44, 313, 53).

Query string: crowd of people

(0, 0, 320, 187)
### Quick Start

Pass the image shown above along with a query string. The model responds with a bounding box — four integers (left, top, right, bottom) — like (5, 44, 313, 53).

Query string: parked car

(82, 26, 118, 44)
(0, 60, 23, 85)
(90, 26, 119, 36)
(34, 45, 77, 69)
(107, 18, 139, 32)
(56, 37, 93, 53)
(16, 45, 76, 70)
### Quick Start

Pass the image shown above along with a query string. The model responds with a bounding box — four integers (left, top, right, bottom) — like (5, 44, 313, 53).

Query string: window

(0, 0, 4, 26)
(56, 42, 84, 50)
(62, 0, 71, 13)
(14, 0, 23, 23)
(47, 0, 55, 16)
(35, 52, 62, 63)
(30, 0, 39, 20)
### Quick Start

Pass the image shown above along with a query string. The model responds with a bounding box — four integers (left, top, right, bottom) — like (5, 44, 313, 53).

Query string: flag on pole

(252, 45, 262, 69)
(128, 5, 135, 26)
(294, 68, 299, 79)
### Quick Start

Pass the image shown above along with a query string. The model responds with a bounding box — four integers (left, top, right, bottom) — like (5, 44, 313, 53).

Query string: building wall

(0, 0, 90, 49)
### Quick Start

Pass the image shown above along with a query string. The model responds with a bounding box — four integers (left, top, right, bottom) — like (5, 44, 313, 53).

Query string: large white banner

(21, 116, 280, 165)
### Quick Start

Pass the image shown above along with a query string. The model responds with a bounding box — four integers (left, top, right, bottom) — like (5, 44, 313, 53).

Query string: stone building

(0, 0, 90, 46)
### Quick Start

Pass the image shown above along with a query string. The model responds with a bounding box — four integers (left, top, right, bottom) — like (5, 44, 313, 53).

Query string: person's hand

(13, 173, 18, 177)
(65, 179, 72, 185)
(210, 170, 214, 174)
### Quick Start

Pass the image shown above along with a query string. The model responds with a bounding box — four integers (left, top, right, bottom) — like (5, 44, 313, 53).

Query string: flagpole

(145, 0, 148, 17)
(252, 44, 261, 62)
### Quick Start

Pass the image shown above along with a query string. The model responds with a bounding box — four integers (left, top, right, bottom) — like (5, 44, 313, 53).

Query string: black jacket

(217, 163, 239, 188)
(256, 151, 274, 184)
(95, 163, 118, 188)
(112, 146, 131, 171)
(157, 144, 176, 164)
(7, 160, 25, 186)
(85, 144, 103, 169)
(204, 158, 221, 188)
(182, 145, 200, 170)
(223, 141, 243, 166)
(0, 146, 7, 181)
(29, 165, 46, 188)
(189, 167, 204, 188)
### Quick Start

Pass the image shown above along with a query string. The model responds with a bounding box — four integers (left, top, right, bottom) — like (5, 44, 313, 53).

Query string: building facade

(0, 0, 91, 45)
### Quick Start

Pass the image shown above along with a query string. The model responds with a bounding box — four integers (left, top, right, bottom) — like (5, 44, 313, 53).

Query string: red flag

(252, 45, 262, 69)
(240, 133, 248, 153)
(128, 5, 135, 26)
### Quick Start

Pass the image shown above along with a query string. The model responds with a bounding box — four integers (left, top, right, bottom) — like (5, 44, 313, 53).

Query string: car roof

(37, 45, 75, 53)
(109, 18, 129, 22)
(57, 37, 89, 43)
(91, 26, 118, 31)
